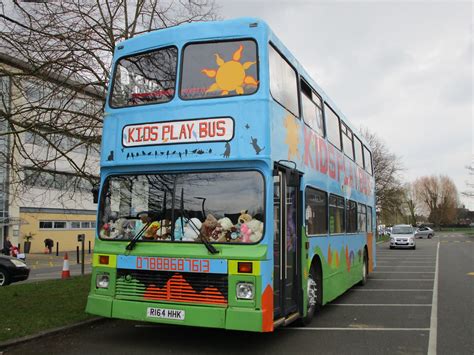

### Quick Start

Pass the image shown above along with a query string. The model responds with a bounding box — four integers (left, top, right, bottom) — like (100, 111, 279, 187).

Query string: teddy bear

(240, 223, 252, 243)
(183, 218, 202, 241)
(246, 218, 264, 242)
(215, 217, 234, 242)
(156, 219, 172, 240)
(174, 217, 187, 241)
(100, 223, 112, 239)
(199, 214, 219, 242)
(143, 221, 161, 240)
(238, 210, 252, 224)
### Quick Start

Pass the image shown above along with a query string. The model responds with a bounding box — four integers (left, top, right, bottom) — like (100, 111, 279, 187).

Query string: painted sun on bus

(86, 17, 376, 332)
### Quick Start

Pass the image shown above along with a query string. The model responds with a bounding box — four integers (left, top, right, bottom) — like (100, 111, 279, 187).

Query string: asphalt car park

(5, 233, 473, 355)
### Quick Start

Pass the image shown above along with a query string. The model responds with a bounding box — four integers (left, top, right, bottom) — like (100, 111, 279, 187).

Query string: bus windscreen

(99, 171, 265, 244)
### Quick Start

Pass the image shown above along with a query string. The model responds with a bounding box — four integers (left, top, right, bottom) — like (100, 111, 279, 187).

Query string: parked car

(415, 226, 434, 239)
(389, 224, 416, 250)
(0, 255, 30, 286)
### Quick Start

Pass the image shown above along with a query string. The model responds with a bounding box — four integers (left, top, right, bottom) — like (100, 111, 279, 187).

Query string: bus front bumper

(86, 294, 264, 332)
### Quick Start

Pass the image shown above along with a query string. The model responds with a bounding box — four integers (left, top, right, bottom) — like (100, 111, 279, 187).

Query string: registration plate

(146, 307, 185, 320)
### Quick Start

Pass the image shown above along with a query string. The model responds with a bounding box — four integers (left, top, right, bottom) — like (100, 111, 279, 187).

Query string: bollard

(56, 242, 59, 256)
(88, 240, 91, 254)
(76, 246, 80, 264)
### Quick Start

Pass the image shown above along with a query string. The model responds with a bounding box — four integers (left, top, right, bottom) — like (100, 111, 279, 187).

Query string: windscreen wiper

(179, 188, 218, 255)
(125, 211, 162, 251)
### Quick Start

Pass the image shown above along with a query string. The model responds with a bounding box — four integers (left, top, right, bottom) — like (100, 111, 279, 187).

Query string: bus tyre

(359, 252, 368, 286)
(301, 265, 322, 325)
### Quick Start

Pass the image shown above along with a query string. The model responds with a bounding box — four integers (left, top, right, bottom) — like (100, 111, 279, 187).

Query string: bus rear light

(237, 262, 253, 273)
(99, 255, 110, 265)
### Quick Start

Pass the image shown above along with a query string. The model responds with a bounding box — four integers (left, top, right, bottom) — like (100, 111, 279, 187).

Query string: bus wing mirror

(91, 186, 99, 204)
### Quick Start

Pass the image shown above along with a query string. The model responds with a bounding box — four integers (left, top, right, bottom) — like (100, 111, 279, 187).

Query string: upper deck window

(180, 40, 258, 100)
(301, 79, 324, 136)
(269, 44, 299, 117)
(325, 103, 341, 150)
(110, 46, 178, 108)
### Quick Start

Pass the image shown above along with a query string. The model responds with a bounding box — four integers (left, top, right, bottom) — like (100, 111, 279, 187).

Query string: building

(0, 53, 102, 253)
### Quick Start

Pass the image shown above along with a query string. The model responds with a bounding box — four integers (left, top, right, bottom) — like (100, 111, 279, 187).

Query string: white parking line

(286, 327, 430, 331)
(370, 279, 434, 281)
(328, 304, 431, 307)
(372, 271, 435, 274)
(376, 265, 434, 269)
(428, 242, 440, 355)
(352, 289, 433, 292)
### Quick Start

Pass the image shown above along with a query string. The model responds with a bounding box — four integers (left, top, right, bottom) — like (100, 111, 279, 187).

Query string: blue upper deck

(101, 17, 372, 190)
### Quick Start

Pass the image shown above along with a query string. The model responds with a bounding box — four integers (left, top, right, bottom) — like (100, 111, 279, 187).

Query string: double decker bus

(86, 17, 376, 332)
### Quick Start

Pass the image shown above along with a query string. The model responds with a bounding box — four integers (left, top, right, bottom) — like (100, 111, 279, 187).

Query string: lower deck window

(329, 194, 345, 234)
(305, 187, 327, 235)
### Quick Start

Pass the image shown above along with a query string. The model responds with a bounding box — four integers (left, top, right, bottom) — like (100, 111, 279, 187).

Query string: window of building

(39, 221, 53, 229)
(305, 187, 327, 235)
(346, 200, 357, 233)
(110, 46, 178, 108)
(269, 44, 299, 117)
(354, 136, 364, 167)
(329, 194, 345, 234)
(54, 221, 67, 229)
(341, 122, 354, 160)
(325, 104, 341, 150)
(363, 146, 373, 175)
(358, 204, 367, 232)
(180, 40, 258, 100)
(301, 79, 324, 136)
(367, 206, 373, 232)
(71, 221, 81, 229)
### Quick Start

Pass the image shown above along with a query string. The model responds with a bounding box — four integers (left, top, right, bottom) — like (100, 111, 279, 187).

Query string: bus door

(273, 165, 301, 319)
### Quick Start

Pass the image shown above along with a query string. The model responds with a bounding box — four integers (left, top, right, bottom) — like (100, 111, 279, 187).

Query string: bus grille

(115, 269, 228, 305)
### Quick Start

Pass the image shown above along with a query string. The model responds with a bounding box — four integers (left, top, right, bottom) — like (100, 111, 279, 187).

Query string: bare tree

(404, 182, 418, 226)
(461, 161, 474, 199)
(361, 127, 404, 224)
(0, 0, 217, 199)
(414, 175, 459, 228)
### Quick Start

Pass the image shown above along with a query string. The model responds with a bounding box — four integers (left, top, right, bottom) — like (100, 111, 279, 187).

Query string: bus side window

(300, 79, 324, 137)
(363, 146, 373, 175)
(325, 103, 341, 151)
(346, 200, 357, 233)
(269, 44, 299, 118)
(358, 204, 367, 232)
(305, 187, 327, 235)
(329, 194, 345, 234)
(367, 206, 373, 232)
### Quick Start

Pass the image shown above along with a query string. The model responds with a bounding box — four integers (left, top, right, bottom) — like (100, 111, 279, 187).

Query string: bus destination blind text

(122, 117, 234, 147)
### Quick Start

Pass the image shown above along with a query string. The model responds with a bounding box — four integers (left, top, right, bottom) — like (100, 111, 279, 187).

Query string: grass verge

(0, 275, 93, 342)
(376, 235, 391, 243)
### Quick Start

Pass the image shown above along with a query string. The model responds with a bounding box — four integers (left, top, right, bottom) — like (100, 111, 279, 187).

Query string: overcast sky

(217, 0, 473, 209)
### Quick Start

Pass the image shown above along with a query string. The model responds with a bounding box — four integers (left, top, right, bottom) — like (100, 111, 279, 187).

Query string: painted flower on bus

(201, 45, 258, 95)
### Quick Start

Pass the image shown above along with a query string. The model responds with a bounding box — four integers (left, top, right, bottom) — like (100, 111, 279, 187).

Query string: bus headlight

(236, 282, 254, 300)
(96, 273, 110, 289)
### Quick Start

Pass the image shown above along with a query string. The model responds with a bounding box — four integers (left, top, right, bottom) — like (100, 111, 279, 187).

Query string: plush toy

(200, 214, 219, 242)
(174, 217, 187, 241)
(246, 219, 264, 243)
(156, 219, 172, 240)
(238, 210, 252, 224)
(109, 218, 128, 239)
(183, 218, 202, 241)
(240, 223, 252, 243)
(215, 217, 234, 242)
(100, 223, 112, 239)
(143, 221, 161, 240)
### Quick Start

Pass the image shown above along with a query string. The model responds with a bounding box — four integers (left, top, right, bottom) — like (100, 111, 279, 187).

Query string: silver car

(389, 224, 416, 250)
(415, 226, 434, 239)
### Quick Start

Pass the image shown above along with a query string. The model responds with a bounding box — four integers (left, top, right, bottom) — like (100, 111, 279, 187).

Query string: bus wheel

(359, 251, 368, 286)
(301, 265, 322, 325)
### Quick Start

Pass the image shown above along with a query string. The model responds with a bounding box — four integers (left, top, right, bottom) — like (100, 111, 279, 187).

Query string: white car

(415, 226, 434, 239)
(389, 224, 416, 250)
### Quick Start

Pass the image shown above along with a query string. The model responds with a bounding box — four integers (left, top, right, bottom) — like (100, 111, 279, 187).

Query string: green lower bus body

(87, 294, 265, 332)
